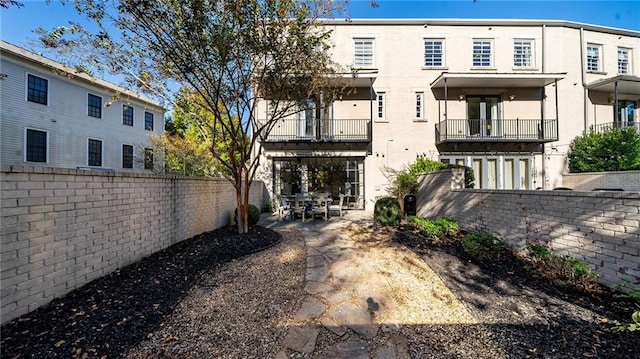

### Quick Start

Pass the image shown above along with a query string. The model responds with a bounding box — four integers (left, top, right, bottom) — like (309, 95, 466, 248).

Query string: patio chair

(312, 194, 330, 221)
(277, 195, 292, 220)
(327, 194, 345, 218)
(292, 194, 307, 222)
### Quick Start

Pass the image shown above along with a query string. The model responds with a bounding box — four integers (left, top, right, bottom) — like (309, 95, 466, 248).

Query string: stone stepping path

(277, 219, 411, 358)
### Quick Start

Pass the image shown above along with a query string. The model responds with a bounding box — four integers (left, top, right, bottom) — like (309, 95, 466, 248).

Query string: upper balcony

(591, 121, 640, 134)
(436, 118, 558, 144)
(260, 118, 371, 143)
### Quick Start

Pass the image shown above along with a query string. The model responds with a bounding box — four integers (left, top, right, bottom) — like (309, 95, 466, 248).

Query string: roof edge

(0, 40, 166, 111)
(320, 18, 640, 37)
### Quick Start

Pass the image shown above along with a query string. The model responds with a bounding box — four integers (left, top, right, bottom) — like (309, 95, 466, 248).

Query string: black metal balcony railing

(435, 118, 558, 144)
(591, 121, 640, 134)
(260, 118, 371, 142)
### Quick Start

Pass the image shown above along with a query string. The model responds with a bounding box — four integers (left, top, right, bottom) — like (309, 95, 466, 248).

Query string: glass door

(467, 96, 501, 137)
(320, 104, 333, 140)
(615, 100, 637, 127)
(297, 99, 315, 139)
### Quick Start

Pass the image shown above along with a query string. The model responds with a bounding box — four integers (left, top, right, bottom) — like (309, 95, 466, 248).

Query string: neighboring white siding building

(0, 41, 165, 171)
(257, 19, 640, 210)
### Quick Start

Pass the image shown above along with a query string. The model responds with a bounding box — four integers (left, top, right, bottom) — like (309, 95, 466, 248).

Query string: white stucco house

(254, 19, 640, 211)
(0, 41, 165, 171)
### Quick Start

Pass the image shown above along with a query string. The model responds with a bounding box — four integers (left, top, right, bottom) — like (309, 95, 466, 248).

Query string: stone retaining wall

(562, 170, 640, 191)
(416, 169, 640, 289)
(1, 165, 264, 324)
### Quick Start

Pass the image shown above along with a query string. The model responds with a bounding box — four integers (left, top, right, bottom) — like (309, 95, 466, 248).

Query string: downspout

(541, 24, 547, 189)
(369, 77, 374, 154)
(580, 27, 589, 133)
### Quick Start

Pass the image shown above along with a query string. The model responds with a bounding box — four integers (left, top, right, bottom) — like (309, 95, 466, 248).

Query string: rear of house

(256, 19, 640, 210)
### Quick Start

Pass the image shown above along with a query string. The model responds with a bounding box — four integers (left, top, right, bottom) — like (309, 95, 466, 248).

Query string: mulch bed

(391, 225, 640, 359)
(0, 226, 281, 359)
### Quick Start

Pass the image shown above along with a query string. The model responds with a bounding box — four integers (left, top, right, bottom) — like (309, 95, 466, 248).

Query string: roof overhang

(430, 72, 566, 88)
(586, 75, 640, 95)
(328, 71, 377, 88)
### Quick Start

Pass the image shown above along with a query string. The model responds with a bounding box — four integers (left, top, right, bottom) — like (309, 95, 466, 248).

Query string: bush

(408, 156, 448, 175)
(434, 217, 460, 236)
(568, 127, 640, 172)
(374, 197, 402, 226)
(523, 242, 598, 290)
(461, 232, 507, 259)
(407, 216, 443, 238)
(234, 204, 261, 227)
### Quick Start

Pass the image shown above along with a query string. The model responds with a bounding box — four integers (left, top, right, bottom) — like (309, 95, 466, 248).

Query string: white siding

(1, 46, 164, 171)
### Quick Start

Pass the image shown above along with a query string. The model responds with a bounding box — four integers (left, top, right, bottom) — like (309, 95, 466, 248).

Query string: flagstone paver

(281, 325, 320, 353)
(275, 213, 415, 357)
(293, 297, 327, 322)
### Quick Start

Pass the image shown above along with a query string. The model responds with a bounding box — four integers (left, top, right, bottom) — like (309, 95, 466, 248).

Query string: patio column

(444, 77, 448, 139)
(614, 81, 619, 124)
(555, 79, 559, 138)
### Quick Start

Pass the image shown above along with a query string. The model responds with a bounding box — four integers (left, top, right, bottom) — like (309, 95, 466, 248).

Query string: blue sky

(1, 0, 639, 48)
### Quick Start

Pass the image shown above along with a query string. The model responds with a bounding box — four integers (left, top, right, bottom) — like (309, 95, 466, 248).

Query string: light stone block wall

(0, 165, 264, 324)
(416, 169, 640, 289)
(562, 170, 640, 192)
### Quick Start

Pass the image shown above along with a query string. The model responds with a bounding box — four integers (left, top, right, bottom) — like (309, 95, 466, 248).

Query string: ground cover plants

(401, 215, 639, 352)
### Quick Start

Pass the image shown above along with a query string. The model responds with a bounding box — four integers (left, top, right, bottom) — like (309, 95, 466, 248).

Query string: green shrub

(408, 156, 448, 175)
(525, 242, 553, 261)
(234, 204, 261, 227)
(407, 216, 443, 238)
(461, 232, 506, 259)
(568, 127, 640, 172)
(522, 242, 598, 290)
(374, 197, 402, 226)
(434, 217, 460, 236)
(248, 204, 261, 226)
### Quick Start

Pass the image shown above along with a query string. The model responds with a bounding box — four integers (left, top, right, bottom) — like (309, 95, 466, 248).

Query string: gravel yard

(1, 219, 638, 358)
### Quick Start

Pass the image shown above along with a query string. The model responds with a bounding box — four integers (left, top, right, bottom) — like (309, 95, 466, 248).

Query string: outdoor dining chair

(327, 194, 345, 218)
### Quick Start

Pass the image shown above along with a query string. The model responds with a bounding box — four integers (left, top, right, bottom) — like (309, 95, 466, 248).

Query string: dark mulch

(0, 225, 281, 359)
(391, 225, 640, 359)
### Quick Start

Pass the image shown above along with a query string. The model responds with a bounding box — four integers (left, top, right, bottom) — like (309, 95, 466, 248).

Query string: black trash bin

(403, 194, 416, 217)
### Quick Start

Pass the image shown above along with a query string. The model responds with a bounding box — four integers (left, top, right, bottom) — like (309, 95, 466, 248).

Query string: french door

(467, 96, 500, 137)
(297, 99, 315, 138)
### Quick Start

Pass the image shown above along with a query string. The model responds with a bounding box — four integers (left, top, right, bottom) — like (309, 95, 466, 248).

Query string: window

(423, 39, 444, 67)
(513, 39, 534, 68)
(353, 38, 374, 67)
(472, 39, 493, 67)
(618, 48, 631, 74)
(376, 92, 386, 121)
(415, 92, 424, 119)
(122, 144, 134, 169)
(88, 139, 102, 167)
(25, 128, 47, 162)
(123, 105, 134, 126)
(144, 111, 154, 130)
(87, 94, 102, 118)
(27, 74, 48, 105)
(587, 44, 602, 72)
(144, 148, 154, 170)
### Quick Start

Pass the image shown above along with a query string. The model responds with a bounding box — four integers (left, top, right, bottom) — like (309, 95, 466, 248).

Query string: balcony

(261, 118, 371, 143)
(591, 121, 640, 134)
(435, 118, 558, 144)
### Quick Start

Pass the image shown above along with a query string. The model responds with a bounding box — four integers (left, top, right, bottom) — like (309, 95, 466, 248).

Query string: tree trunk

(235, 178, 251, 234)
